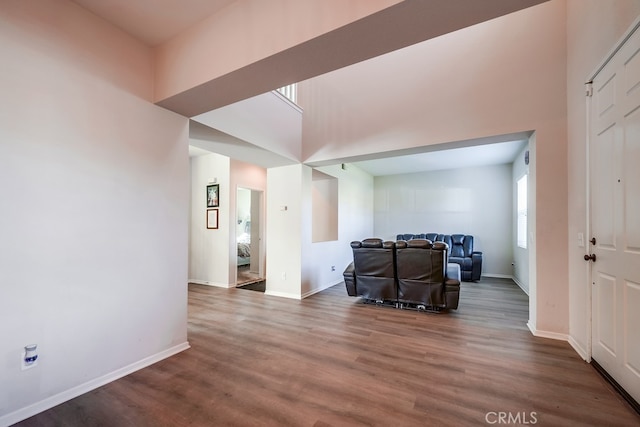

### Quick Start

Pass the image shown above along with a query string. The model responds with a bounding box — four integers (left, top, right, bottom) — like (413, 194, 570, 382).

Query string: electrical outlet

(331, 265, 336, 272)
(21, 345, 38, 371)
(281, 272, 286, 280)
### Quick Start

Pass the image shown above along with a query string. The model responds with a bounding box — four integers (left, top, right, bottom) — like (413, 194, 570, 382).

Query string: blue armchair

(396, 233, 483, 281)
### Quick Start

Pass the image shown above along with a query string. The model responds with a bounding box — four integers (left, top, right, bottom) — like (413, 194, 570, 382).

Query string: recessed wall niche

(311, 169, 338, 243)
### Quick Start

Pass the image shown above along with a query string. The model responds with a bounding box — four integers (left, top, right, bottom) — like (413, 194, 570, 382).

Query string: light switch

(577, 232, 584, 248)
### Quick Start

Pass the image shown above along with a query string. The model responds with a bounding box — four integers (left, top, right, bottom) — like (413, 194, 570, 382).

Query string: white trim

(481, 274, 530, 295)
(569, 335, 589, 362)
(482, 273, 512, 279)
(586, 15, 640, 82)
(1, 342, 190, 427)
(272, 89, 303, 113)
(188, 279, 233, 288)
(264, 290, 302, 300)
(511, 275, 529, 296)
(585, 74, 594, 363)
(301, 279, 343, 299)
(527, 322, 568, 342)
(265, 279, 342, 300)
(527, 320, 536, 335)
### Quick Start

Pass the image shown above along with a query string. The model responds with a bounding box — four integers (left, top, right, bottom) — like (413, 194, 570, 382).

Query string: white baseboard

(568, 335, 590, 362)
(188, 279, 233, 288)
(264, 290, 302, 300)
(264, 279, 343, 300)
(482, 273, 513, 279)
(1, 342, 190, 427)
(527, 322, 568, 341)
(510, 275, 530, 296)
(301, 279, 342, 299)
(482, 274, 530, 296)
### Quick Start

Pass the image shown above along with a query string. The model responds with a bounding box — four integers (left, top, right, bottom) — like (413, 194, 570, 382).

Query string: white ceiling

(189, 120, 297, 169)
(351, 139, 528, 176)
(71, 0, 237, 46)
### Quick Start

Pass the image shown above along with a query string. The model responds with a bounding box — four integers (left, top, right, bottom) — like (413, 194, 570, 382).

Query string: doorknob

(590, 237, 596, 245)
(584, 254, 596, 262)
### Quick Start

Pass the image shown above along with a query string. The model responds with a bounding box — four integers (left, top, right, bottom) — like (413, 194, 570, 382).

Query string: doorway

(588, 21, 640, 404)
(235, 187, 264, 287)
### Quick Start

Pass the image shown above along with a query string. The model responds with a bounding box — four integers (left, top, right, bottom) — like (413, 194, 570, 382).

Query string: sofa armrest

(471, 251, 483, 281)
(343, 262, 357, 296)
(445, 278, 460, 310)
(446, 262, 461, 282)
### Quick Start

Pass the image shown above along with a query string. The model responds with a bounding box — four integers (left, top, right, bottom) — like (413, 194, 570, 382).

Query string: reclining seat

(396, 233, 425, 241)
(426, 233, 482, 281)
(344, 238, 397, 303)
(395, 239, 460, 310)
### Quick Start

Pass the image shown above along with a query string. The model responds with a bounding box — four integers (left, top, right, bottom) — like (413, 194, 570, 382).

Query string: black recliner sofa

(396, 233, 482, 281)
(344, 238, 397, 303)
(344, 238, 460, 311)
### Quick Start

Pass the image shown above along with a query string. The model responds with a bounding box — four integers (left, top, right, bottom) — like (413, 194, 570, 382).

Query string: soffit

(156, 0, 549, 115)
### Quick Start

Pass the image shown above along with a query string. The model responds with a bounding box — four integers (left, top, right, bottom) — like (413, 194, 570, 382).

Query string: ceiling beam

(156, 0, 548, 117)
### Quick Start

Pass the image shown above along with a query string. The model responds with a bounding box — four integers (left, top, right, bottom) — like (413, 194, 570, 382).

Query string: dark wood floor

(15, 279, 640, 426)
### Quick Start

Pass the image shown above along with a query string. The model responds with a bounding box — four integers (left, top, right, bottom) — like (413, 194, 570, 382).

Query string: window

(277, 84, 297, 104)
(517, 174, 528, 248)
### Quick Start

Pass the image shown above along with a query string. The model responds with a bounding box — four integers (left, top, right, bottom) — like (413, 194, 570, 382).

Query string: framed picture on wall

(206, 209, 219, 229)
(206, 184, 219, 208)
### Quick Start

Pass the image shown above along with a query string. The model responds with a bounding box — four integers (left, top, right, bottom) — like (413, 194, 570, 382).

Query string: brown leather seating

(345, 238, 397, 302)
(395, 239, 459, 310)
(343, 238, 460, 311)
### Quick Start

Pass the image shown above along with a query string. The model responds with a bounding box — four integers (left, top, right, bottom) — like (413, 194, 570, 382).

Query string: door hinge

(585, 82, 593, 97)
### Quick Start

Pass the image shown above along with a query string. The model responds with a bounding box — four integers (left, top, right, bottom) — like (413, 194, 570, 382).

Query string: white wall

(512, 143, 530, 293)
(266, 163, 374, 299)
(373, 164, 513, 277)
(266, 165, 304, 298)
(304, 164, 375, 297)
(194, 91, 303, 163)
(566, 0, 640, 359)
(189, 153, 231, 287)
(0, 2, 189, 424)
(189, 155, 267, 287)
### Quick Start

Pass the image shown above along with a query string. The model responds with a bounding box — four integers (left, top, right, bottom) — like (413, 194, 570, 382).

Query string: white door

(589, 23, 640, 403)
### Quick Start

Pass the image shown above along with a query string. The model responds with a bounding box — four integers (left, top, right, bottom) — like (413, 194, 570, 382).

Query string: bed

(237, 233, 251, 266)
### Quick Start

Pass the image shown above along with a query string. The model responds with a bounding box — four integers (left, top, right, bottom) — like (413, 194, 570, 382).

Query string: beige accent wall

(153, 0, 546, 116)
(154, 0, 401, 104)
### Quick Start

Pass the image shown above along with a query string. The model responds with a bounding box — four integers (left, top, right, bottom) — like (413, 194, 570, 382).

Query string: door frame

(235, 185, 265, 280)
(584, 15, 640, 363)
